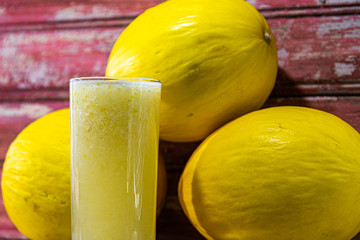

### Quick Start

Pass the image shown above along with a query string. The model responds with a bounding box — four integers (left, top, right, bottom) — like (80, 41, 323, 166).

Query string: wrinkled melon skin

(106, 0, 278, 142)
(178, 106, 360, 240)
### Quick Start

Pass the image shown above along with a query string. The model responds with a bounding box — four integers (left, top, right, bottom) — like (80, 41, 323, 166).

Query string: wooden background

(0, 0, 360, 239)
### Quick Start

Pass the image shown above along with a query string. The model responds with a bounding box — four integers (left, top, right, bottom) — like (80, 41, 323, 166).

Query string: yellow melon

(106, 0, 278, 142)
(179, 106, 360, 240)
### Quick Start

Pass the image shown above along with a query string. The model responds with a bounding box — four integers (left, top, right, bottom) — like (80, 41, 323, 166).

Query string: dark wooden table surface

(0, 0, 360, 239)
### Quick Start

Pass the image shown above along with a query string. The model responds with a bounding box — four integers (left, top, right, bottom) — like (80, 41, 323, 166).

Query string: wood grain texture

(0, 0, 162, 24)
(271, 15, 360, 84)
(0, 28, 120, 90)
(248, 0, 360, 10)
(1, 0, 359, 25)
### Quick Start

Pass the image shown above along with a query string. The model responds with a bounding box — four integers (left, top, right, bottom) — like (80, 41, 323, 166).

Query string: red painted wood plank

(0, 27, 121, 90)
(1, 83, 360, 101)
(0, 89, 69, 101)
(262, 6, 360, 18)
(0, 0, 359, 25)
(0, 15, 359, 92)
(271, 82, 360, 97)
(1, 6, 359, 33)
(0, 15, 135, 34)
(248, 0, 360, 10)
(0, 18, 132, 32)
(271, 15, 360, 84)
(0, 1, 162, 24)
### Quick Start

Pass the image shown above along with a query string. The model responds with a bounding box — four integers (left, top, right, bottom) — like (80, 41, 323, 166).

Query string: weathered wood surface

(1, 0, 359, 25)
(0, 0, 360, 239)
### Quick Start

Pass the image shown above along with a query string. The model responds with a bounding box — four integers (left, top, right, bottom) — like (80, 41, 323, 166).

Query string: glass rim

(70, 76, 161, 84)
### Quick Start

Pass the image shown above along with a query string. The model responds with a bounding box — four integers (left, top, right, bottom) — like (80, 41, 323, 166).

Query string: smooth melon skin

(106, 0, 278, 142)
(178, 106, 360, 240)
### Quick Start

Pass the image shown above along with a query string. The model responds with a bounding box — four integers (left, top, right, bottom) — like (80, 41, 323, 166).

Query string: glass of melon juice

(70, 77, 161, 240)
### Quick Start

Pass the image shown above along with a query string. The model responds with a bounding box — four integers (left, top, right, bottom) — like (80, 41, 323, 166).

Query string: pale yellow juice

(70, 78, 161, 240)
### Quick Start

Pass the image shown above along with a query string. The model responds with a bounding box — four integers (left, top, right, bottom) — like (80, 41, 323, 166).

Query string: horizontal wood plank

(2, 82, 360, 101)
(1, 0, 359, 25)
(0, 1, 162, 24)
(0, 89, 70, 101)
(0, 28, 121, 90)
(2, 6, 360, 31)
(249, 0, 360, 10)
(270, 15, 360, 84)
(262, 5, 360, 18)
(271, 82, 360, 97)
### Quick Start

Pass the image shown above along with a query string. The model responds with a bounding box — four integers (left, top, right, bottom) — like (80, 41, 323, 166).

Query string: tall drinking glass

(70, 77, 161, 240)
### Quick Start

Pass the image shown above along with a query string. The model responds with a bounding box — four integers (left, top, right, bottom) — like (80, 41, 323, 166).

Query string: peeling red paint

(0, 1, 162, 24)
(270, 15, 360, 84)
(1, 0, 359, 25)
(0, 28, 122, 89)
